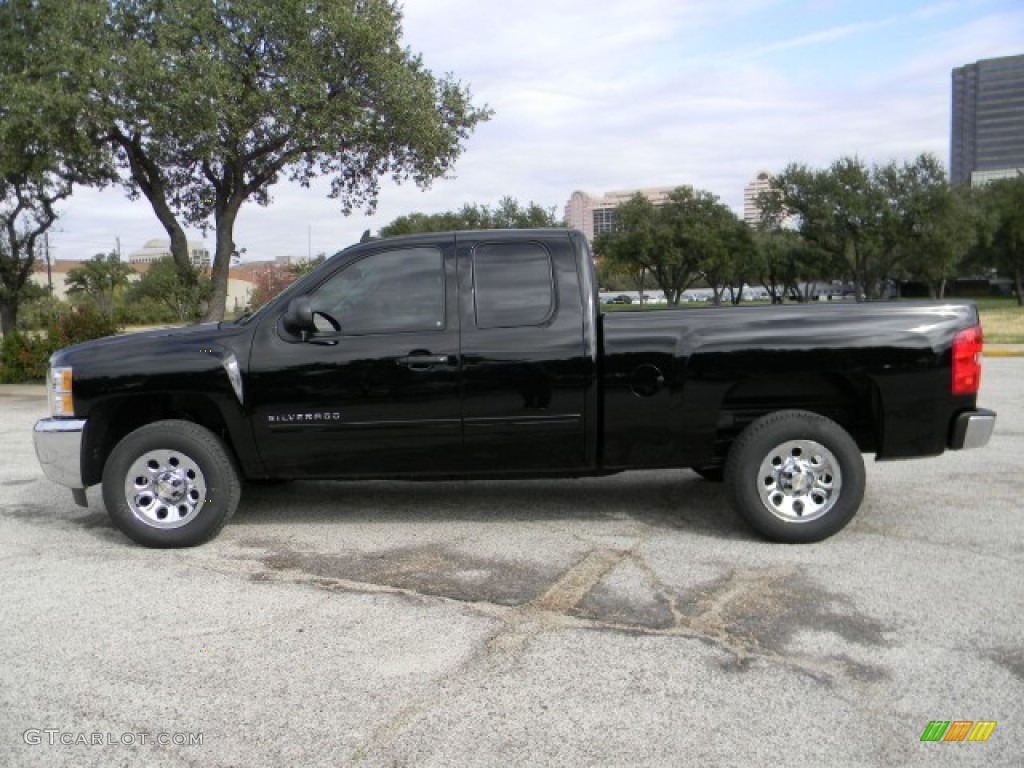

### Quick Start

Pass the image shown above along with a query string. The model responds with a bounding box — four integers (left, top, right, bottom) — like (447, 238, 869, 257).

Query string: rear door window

(473, 242, 554, 329)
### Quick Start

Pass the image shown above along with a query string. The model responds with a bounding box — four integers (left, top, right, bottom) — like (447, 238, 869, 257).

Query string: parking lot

(1, 360, 1021, 767)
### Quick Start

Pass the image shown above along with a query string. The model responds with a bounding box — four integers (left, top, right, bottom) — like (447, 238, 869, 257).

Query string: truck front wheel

(724, 410, 865, 543)
(102, 420, 241, 548)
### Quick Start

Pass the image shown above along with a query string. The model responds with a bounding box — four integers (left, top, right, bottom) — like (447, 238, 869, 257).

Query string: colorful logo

(920, 721, 997, 742)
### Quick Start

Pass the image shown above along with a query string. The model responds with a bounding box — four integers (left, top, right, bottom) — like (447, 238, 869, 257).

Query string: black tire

(691, 465, 724, 482)
(102, 420, 241, 548)
(724, 410, 865, 543)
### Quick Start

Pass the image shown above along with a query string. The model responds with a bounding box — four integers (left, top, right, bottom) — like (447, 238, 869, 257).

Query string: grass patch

(975, 298, 1024, 344)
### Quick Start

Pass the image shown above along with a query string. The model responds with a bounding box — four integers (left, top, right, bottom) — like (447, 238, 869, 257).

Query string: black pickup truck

(34, 228, 995, 547)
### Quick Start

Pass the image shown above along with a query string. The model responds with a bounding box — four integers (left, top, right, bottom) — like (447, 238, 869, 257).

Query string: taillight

(952, 325, 983, 396)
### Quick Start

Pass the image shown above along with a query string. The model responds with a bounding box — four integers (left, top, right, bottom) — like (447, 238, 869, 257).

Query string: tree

(875, 154, 976, 299)
(33, 0, 490, 322)
(763, 154, 975, 301)
(751, 229, 834, 303)
(702, 214, 756, 306)
(379, 197, 560, 236)
(765, 157, 887, 300)
(125, 257, 213, 322)
(596, 187, 748, 306)
(597, 258, 657, 299)
(596, 193, 690, 306)
(0, 173, 64, 336)
(291, 253, 327, 278)
(977, 174, 1024, 305)
(248, 262, 301, 310)
(0, 0, 114, 337)
(66, 252, 135, 319)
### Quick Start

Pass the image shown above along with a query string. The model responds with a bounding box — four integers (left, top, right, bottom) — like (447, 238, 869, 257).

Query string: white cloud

(47, 1, 1024, 262)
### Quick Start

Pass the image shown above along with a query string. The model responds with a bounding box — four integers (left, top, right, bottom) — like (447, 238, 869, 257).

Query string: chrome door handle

(397, 354, 452, 368)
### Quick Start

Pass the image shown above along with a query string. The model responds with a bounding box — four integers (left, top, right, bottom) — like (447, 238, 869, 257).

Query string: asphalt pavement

(1, 360, 1021, 767)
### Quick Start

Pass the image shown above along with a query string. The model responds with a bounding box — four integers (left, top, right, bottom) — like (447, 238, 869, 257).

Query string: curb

(985, 348, 1024, 358)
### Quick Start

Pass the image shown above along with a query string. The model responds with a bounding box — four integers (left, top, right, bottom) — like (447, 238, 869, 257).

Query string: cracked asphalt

(1, 360, 1021, 767)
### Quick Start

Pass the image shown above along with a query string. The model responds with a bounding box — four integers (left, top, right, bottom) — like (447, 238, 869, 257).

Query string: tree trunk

(1016, 267, 1023, 307)
(168, 228, 191, 274)
(0, 299, 18, 339)
(204, 202, 243, 322)
(205, 231, 233, 322)
(115, 133, 193, 273)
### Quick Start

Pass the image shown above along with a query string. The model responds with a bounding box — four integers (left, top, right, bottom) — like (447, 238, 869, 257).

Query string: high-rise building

(743, 171, 773, 226)
(951, 53, 1024, 186)
(564, 187, 676, 243)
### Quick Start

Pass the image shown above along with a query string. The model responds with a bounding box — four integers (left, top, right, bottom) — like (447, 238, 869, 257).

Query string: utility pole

(115, 236, 121, 262)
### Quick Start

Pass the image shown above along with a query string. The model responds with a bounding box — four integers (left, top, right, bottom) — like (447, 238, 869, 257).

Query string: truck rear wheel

(102, 420, 241, 548)
(724, 410, 865, 543)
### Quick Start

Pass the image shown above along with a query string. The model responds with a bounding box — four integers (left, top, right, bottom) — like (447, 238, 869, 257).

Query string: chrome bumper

(949, 409, 996, 450)
(34, 418, 87, 503)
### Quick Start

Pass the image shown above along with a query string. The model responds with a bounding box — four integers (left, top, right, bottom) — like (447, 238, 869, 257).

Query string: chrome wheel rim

(123, 449, 207, 529)
(756, 439, 841, 523)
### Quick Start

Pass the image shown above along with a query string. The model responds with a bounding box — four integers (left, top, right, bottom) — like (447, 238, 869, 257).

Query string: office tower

(951, 53, 1024, 186)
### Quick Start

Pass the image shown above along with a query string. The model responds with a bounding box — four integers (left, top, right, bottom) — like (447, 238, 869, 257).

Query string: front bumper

(34, 418, 88, 505)
(949, 409, 997, 450)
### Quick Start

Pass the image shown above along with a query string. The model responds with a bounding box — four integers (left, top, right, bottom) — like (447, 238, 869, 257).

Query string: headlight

(48, 366, 74, 417)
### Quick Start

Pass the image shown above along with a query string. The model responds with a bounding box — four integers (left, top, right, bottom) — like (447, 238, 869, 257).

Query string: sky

(47, 0, 1024, 264)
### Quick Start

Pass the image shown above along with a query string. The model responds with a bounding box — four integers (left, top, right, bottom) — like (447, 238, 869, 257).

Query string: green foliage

(595, 187, 747, 305)
(125, 257, 212, 322)
(876, 155, 976, 298)
(972, 174, 1024, 306)
(65, 252, 135, 318)
(0, 0, 114, 338)
(596, 259, 659, 293)
(762, 153, 978, 300)
(752, 230, 835, 302)
(15, 292, 63, 331)
(0, 331, 52, 382)
(763, 157, 878, 298)
(0, 304, 119, 382)
(47, 303, 120, 349)
(290, 254, 327, 278)
(248, 263, 300, 310)
(379, 197, 561, 236)
(9, 0, 491, 322)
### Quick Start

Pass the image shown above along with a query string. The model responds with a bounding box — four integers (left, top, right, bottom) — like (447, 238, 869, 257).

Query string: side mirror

(281, 296, 315, 340)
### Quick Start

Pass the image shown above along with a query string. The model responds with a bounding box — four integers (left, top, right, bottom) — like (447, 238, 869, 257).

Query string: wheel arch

(81, 392, 250, 487)
(709, 371, 882, 465)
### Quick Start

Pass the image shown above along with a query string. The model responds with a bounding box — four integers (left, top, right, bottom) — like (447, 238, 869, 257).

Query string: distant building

(564, 187, 676, 243)
(127, 238, 212, 268)
(951, 53, 1024, 186)
(32, 258, 256, 312)
(743, 171, 773, 226)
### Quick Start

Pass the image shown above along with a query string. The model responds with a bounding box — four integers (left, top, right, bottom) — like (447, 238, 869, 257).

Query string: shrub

(0, 332, 53, 383)
(0, 305, 120, 383)
(47, 304, 119, 349)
